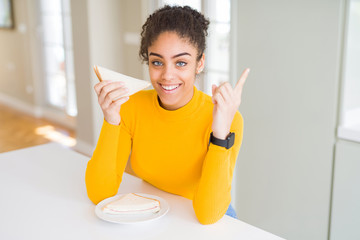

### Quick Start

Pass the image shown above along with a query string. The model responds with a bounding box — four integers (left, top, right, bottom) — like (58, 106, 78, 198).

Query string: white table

(0, 143, 285, 240)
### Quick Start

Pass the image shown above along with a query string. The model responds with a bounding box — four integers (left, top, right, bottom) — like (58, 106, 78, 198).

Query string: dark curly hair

(139, 5, 210, 64)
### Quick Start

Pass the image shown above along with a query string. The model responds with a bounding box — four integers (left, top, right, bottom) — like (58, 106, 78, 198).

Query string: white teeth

(161, 84, 180, 90)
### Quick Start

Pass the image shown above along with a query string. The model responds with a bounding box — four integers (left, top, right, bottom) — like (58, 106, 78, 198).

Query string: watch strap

(210, 132, 235, 149)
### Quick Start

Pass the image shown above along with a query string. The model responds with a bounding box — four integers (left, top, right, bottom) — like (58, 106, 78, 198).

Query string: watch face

(227, 133, 235, 149)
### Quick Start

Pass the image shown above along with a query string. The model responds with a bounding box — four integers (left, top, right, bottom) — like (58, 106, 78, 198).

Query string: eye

(151, 61, 163, 66)
(176, 61, 187, 67)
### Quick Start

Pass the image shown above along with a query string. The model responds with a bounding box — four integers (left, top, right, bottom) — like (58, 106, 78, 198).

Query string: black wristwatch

(210, 132, 235, 149)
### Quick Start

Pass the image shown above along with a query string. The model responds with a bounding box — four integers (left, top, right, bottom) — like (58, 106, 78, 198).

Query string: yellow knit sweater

(85, 87, 243, 224)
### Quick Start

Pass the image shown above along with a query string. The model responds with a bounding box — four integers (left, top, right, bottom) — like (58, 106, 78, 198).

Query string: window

(204, 0, 231, 95)
(39, 0, 77, 117)
(338, 0, 360, 142)
(161, 0, 201, 11)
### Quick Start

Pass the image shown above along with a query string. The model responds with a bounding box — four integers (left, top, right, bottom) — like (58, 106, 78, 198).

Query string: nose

(161, 64, 175, 81)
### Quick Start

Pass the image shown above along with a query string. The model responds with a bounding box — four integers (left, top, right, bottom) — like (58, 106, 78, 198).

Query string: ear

(196, 54, 205, 74)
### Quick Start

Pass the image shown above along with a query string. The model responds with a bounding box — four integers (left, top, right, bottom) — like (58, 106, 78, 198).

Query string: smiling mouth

(160, 84, 181, 91)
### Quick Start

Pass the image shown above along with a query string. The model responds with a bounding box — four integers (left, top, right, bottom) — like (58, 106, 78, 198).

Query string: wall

(70, 0, 94, 154)
(121, 0, 144, 79)
(0, 0, 36, 107)
(86, 0, 124, 147)
(234, 0, 343, 239)
(71, 0, 143, 154)
(330, 139, 360, 239)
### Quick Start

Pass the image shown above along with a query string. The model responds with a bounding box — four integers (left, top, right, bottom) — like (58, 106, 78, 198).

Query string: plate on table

(95, 193, 169, 224)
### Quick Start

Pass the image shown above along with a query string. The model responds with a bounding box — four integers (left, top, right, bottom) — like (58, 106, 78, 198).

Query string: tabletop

(0, 143, 285, 240)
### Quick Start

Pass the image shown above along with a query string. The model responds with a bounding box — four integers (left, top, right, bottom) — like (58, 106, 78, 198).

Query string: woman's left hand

(211, 68, 250, 139)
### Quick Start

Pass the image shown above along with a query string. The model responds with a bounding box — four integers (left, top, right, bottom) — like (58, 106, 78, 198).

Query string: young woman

(86, 5, 249, 224)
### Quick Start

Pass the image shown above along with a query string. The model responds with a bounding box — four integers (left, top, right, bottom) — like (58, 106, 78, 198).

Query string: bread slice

(102, 193, 161, 215)
(93, 65, 151, 97)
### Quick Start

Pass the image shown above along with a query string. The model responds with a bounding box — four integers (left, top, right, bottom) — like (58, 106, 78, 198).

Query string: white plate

(95, 193, 169, 224)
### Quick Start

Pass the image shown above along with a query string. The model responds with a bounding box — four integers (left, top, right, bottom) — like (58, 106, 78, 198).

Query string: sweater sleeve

(85, 120, 132, 204)
(192, 112, 243, 224)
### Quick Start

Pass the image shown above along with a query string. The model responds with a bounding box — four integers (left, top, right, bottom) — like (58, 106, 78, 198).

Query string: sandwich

(102, 193, 161, 215)
(93, 65, 151, 97)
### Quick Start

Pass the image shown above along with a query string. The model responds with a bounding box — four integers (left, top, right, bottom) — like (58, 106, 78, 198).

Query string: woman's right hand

(94, 80, 129, 125)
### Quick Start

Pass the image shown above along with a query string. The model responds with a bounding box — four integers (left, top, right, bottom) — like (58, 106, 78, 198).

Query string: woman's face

(148, 31, 204, 110)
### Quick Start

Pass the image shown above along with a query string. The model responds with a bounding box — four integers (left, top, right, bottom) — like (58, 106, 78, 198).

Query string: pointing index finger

(235, 68, 250, 93)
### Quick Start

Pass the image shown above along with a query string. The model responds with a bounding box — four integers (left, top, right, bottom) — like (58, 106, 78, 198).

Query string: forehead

(148, 31, 198, 57)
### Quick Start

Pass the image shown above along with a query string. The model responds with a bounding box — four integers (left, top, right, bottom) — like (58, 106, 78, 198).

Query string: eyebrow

(149, 52, 191, 58)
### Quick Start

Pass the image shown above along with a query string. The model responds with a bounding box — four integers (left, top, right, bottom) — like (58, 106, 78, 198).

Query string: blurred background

(0, 0, 359, 239)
